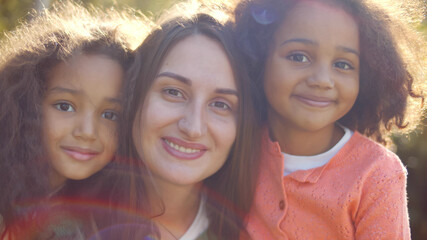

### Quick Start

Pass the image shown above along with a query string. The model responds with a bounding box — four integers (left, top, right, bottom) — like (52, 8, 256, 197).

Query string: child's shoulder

(344, 131, 406, 176)
(350, 132, 395, 155)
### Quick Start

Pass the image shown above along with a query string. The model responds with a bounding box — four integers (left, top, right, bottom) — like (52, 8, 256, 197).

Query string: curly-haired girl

(0, 1, 151, 238)
(233, 0, 426, 239)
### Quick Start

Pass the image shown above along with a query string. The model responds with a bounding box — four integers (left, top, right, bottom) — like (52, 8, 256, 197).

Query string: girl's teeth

(165, 139, 200, 153)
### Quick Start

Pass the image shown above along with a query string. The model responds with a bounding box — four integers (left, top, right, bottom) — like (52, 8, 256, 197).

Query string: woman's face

(133, 34, 238, 189)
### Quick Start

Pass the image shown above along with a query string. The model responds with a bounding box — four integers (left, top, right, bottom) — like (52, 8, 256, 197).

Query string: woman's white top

(283, 125, 353, 176)
(179, 195, 209, 240)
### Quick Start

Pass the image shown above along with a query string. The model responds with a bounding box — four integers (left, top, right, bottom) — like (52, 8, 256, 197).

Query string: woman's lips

(61, 146, 100, 161)
(293, 94, 335, 108)
(162, 137, 207, 160)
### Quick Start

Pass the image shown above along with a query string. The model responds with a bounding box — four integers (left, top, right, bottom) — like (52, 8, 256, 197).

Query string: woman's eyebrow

(157, 71, 238, 96)
(156, 71, 191, 86)
(216, 88, 238, 97)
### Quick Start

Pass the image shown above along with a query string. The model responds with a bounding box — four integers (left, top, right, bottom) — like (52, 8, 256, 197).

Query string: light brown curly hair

(0, 1, 151, 238)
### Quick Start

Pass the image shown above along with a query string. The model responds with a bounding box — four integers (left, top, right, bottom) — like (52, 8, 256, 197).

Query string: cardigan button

(279, 200, 285, 210)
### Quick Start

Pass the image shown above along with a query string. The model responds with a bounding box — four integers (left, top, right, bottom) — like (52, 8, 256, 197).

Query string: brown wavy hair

(0, 1, 151, 237)
(118, 1, 261, 239)
(233, 0, 426, 144)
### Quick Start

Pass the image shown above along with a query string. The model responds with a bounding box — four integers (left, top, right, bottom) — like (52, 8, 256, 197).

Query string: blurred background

(0, 0, 426, 239)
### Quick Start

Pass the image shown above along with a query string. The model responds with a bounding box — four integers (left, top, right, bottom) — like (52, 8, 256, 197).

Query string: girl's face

(133, 35, 238, 190)
(42, 54, 123, 188)
(264, 1, 359, 135)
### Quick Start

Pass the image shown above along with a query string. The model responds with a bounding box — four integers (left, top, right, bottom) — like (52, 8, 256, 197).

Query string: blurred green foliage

(0, 0, 426, 239)
(0, 0, 178, 34)
(394, 117, 427, 239)
(0, 0, 33, 32)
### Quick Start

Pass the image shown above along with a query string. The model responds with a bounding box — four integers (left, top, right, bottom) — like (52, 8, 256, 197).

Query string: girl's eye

(286, 53, 309, 63)
(210, 101, 231, 111)
(334, 61, 354, 70)
(53, 102, 75, 112)
(102, 111, 118, 121)
(164, 88, 183, 98)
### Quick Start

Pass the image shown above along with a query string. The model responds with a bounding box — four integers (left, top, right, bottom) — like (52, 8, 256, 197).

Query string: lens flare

(251, 5, 277, 25)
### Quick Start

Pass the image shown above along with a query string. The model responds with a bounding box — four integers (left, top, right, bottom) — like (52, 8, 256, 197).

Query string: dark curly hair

(0, 1, 151, 237)
(233, 0, 426, 144)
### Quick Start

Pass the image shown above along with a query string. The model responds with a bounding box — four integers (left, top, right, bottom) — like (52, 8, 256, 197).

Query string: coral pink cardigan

(244, 130, 410, 240)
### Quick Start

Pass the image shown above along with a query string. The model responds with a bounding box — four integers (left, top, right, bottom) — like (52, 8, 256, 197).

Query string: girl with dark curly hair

(233, 0, 426, 239)
(0, 1, 151, 239)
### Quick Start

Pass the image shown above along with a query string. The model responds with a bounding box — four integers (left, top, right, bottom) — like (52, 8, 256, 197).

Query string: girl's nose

(307, 64, 334, 89)
(178, 103, 207, 139)
(73, 113, 97, 141)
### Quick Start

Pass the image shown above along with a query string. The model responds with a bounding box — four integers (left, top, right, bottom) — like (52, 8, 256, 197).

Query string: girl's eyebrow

(280, 38, 359, 57)
(280, 38, 317, 47)
(106, 97, 121, 104)
(47, 86, 80, 94)
(48, 87, 121, 104)
(337, 46, 360, 57)
(157, 71, 238, 97)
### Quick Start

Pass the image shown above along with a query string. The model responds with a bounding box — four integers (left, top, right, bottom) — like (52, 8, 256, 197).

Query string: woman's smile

(133, 34, 238, 187)
(162, 137, 207, 160)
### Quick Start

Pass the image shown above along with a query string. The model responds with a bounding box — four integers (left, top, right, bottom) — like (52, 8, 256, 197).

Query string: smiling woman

(134, 34, 238, 190)
(133, 34, 239, 239)
(118, 1, 261, 239)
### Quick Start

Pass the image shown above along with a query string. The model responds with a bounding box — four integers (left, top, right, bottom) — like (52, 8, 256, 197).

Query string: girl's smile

(264, 1, 360, 155)
(42, 54, 123, 188)
(292, 94, 336, 108)
(60, 146, 101, 161)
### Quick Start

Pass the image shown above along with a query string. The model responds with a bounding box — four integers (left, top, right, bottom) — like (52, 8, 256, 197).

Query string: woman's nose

(178, 103, 207, 139)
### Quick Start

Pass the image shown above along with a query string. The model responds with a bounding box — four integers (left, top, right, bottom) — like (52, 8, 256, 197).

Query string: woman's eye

(164, 88, 183, 98)
(286, 53, 309, 63)
(334, 61, 354, 70)
(211, 101, 231, 111)
(102, 111, 118, 121)
(53, 102, 75, 112)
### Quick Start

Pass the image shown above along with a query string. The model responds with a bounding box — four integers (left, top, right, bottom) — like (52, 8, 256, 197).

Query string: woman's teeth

(165, 139, 201, 153)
